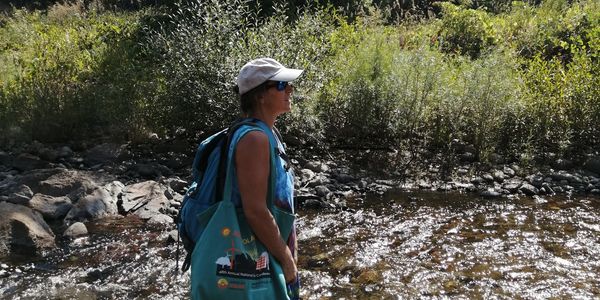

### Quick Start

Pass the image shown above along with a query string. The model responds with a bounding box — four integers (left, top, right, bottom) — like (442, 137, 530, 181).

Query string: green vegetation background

(0, 0, 598, 167)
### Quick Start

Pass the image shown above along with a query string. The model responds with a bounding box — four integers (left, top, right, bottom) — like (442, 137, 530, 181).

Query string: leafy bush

(435, 3, 497, 59)
(147, 0, 336, 144)
(0, 5, 151, 144)
(317, 21, 402, 148)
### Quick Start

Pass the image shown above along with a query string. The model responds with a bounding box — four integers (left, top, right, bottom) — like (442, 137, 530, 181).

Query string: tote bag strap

(221, 120, 278, 209)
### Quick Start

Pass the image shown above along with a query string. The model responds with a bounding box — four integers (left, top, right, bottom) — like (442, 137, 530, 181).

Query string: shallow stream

(1, 191, 599, 299)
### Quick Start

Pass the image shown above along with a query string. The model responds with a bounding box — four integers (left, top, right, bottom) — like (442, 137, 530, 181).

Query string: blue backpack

(175, 119, 285, 272)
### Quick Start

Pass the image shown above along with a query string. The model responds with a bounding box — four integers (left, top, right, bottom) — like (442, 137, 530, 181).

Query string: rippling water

(2, 192, 599, 299)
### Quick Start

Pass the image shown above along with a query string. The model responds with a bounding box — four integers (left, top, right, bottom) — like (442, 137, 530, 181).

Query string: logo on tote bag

(214, 228, 271, 280)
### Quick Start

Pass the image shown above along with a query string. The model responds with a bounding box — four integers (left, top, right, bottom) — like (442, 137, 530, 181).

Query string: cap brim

(270, 68, 304, 82)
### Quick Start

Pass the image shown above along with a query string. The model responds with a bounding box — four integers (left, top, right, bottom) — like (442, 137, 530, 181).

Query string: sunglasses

(266, 81, 292, 91)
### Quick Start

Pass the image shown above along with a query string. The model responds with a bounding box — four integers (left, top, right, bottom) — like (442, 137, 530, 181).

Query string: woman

(233, 57, 302, 298)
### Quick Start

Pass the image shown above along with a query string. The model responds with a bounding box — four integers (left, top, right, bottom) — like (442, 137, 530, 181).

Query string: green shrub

(0, 6, 150, 143)
(317, 21, 401, 148)
(429, 51, 524, 160)
(435, 3, 497, 59)
(146, 0, 337, 144)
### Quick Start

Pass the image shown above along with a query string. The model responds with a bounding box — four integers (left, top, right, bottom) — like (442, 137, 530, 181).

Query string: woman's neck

(248, 111, 276, 128)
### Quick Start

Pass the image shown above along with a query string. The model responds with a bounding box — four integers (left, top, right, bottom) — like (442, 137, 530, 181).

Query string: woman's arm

(235, 130, 297, 283)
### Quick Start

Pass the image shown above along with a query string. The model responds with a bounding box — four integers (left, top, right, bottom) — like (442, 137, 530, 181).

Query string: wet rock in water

(335, 173, 355, 184)
(457, 168, 469, 175)
(85, 268, 111, 283)
(307, 175, 329, 188)
(63, 222, 88, 238)
(503, 166, 516, 178)
(314, 185, 331, 197)
(418, 180, 432, 189)
(305, 161, 328, 173)
(482, 174, 494, 183)
(306, 253, 330, 269)
(299, 169, 316, 183)
(502, 179, 522, 194)
(480, 190, 502, 198)
(84, 143, 128, 166)
(470, 176, 484, 185)
(492, 171, 505, 183)
(541, 182, 555, 195)
(0, 202, 56, 257)
(166, 230, 179, 244)
(167, 178, 188, 194)
(301, 198, 325, 209)
(147, 214, 173, 225)
(64, 182, 122, 222)
(527, 174, 544, 188)
(550, 171, 582, 184)
(519, 183, 539, 196)
(5, 184, 34, 205)
(29, 194, 72, 219)
(121, 181, 170, 220)
(455, 182, 476, 192)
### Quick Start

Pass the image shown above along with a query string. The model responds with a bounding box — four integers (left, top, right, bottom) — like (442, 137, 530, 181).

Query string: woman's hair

(236, 82, 268, 115)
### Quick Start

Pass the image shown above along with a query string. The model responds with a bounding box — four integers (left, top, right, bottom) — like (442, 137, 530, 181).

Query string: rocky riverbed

(1, 139, 600, 259)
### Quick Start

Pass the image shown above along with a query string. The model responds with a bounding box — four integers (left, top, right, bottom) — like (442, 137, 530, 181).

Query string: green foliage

(0, 5, 152, 143)
(0, 0, 597, 166)
(436, 3, 497, 59)
(148, 0, 336, 143)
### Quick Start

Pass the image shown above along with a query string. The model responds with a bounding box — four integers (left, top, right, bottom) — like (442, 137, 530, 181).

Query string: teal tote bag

(190, 125, 295, 299)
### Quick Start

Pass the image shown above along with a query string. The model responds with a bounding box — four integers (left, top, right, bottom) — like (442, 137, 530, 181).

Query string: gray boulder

(29, 194, 72, 219)
(299, 169, 316, 183)
(335, 173, 355, 184)
(482, 174, 495, 182)
(305, 161, 328, 173)
(11, 153, 51, 171)
(84, 143, 128, 166)
(502, 166, 516, 178)
(121, 181, 170, 220)
(519, 183, 539, 196)
(31, 169, 98, 198)
(64, 181, 123, 222)
(63, 222, 88, 238)
(502, 181, 521, 193)
(5, 185, 34, 205)
(0, 202, 56, 257)
(493, 171, 505, 183)
(314, 185, 331, 197)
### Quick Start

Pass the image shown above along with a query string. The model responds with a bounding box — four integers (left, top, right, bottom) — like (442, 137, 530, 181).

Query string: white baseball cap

(236, 58, 303, 95)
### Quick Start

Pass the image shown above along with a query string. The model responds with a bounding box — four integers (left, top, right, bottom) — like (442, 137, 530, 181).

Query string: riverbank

(1, 138, 600, 259)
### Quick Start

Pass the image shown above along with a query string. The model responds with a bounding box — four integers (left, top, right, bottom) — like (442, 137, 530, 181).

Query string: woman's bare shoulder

(236, 130, 269, 152)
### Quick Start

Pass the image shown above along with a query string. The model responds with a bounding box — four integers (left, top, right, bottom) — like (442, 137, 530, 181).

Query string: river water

(1, 191, 599, 299)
